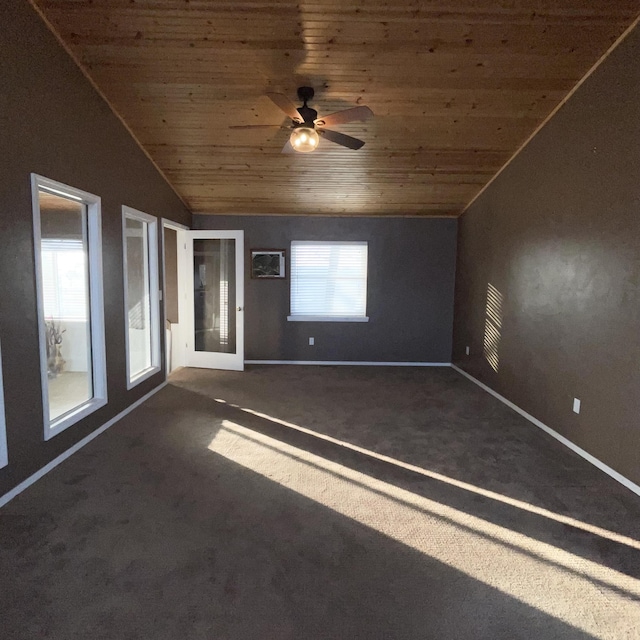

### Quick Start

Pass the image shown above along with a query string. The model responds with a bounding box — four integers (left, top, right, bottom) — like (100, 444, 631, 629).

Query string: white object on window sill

(287, 315, 369, 322)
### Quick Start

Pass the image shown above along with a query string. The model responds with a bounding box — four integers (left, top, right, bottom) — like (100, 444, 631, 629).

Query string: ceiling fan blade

(281, 140, 295, 154)
(318, 128, 365, 150)
(315, 106, 373, 127)
(229, 124, 287, 130)
(266, 92, 302, 122)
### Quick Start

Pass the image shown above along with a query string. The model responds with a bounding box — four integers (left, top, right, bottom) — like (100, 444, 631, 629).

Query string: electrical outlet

(465, 346, 470, 355)
(309, 337, 315, 346)
(573, 398, 581, 414)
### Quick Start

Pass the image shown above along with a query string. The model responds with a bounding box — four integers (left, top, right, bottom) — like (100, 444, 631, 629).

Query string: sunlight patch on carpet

(211, 398, 640, 553)
(209, 419, 640, 639)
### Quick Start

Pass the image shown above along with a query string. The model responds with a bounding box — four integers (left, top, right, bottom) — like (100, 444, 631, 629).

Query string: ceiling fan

(230, 86, 373, 153)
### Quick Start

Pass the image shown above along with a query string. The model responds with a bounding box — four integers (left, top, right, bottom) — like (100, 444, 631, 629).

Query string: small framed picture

(251, 249, 286, 279)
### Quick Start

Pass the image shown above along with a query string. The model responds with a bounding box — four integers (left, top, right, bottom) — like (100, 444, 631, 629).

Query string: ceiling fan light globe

(290, 127, 319, 153)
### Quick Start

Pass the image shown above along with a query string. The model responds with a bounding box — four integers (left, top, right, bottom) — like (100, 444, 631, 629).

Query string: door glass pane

(38, 189, 93, 421)
(125, 217, 152, 379)
(193, 239, 236, 353)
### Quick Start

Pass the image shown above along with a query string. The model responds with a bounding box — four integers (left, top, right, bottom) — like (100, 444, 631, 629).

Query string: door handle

(237, 306, 243, 311)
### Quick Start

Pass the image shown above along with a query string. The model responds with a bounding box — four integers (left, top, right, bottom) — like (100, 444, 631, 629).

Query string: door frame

(161, 218, 189, 378)
(180, 229, 245, 371)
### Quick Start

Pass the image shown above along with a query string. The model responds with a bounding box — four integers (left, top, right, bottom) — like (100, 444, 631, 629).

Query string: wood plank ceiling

(34, 1, 640, 217)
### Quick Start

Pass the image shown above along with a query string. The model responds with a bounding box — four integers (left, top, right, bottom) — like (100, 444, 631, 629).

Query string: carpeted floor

(1, 365, 639, 639)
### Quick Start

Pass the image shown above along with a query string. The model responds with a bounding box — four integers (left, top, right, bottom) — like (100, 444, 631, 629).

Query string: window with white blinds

(289, 241, 369, 321)
(41, 239, 88, 321)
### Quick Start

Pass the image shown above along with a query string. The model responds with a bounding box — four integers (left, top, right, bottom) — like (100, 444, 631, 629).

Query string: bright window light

(288, 241, 368, 322)
(123, 206, 161, 388)
(41, 239, 87, 321)
(32, 174, 107, 440)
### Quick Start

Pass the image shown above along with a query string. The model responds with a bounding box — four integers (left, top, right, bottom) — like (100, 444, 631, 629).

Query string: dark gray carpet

(1, 365, 639, 639)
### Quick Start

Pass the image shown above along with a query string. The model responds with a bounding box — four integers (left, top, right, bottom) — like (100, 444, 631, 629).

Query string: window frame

(0, 339, 8, 468)
(122, 205, 161, 389)
(31, 174, 108, 441)
(287, 240, 369, 323)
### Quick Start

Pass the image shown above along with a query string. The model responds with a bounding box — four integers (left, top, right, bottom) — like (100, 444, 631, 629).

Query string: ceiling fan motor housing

(296, 86, 318, 124)
(297, 86, 315, 103)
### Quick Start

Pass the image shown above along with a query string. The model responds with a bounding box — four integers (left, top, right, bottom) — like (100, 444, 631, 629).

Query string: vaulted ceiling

(34, 1, 639, 217)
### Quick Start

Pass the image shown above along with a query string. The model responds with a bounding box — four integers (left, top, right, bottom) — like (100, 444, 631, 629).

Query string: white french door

(183, 230, 244, 371)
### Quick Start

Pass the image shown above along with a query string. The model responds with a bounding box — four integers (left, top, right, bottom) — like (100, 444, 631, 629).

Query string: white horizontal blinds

(291, 241, 368, 317)
(41, 239, 88, 321)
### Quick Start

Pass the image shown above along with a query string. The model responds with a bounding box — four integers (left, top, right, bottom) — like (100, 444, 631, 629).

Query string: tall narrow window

(32, 175, 107, 440)
(0, 339, 8, 468)
(123, 206, 160, 388)
(289, 241, 369, 322)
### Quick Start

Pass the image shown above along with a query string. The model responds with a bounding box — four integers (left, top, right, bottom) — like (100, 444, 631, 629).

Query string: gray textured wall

(193, 215, 457, 362)
(453, 25, 640, 485)
(0, 1, 190, 496)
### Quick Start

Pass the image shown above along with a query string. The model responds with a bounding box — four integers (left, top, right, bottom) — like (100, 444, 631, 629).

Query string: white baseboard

(245, 360, 452, 367)
(0, 382, 167, 509)
(450, 364, 640, 498)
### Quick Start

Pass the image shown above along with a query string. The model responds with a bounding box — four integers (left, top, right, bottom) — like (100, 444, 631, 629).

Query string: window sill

(127, 365, 162, 390)
(287, 315, 369, 323)
(44, 396, 108, 441)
